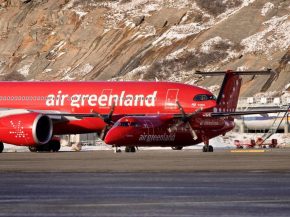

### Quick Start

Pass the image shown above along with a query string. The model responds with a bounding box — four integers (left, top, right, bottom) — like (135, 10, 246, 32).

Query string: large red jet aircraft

(0, 70, 284, 153)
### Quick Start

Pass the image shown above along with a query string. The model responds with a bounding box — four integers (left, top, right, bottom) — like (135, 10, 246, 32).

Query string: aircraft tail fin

(196, 69, 274, 112)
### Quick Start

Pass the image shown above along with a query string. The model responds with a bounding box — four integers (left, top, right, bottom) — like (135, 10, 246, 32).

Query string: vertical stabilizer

(195, 69, 274, 113)
(216, 71, 242, 112)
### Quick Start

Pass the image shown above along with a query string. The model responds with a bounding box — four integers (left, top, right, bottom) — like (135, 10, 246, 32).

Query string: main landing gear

(0, 142, 4, 153)
(29, 140, 61, 152)
(125, 146, 136, 153)
(202, 138, 213, 152)
(113, 146, 137, 153)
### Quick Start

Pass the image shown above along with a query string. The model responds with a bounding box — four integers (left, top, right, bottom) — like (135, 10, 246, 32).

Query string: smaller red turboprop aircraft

(104, 70, 287, 152)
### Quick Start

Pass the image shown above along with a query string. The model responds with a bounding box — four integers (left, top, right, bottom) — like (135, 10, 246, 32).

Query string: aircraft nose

(104, 127, 122, 145)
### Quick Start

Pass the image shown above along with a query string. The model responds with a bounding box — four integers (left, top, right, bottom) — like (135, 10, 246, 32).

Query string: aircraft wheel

(114, 146, 122, 153)
(125, 146, 130, 152)
(50, 141, 61, 152)
(29, 146, 38, 152)
(114, 149, 122, 153)
(208, 145, 214, 152)
(0, 142, 4, 153)
(171, 146, 183, 150)
(130, 146, 136, 153)
(202, 145, 214, 152)
(125, 146, 136, 153)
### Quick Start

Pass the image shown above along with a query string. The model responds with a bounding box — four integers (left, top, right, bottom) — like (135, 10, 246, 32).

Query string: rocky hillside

(0, 0, 289, 96)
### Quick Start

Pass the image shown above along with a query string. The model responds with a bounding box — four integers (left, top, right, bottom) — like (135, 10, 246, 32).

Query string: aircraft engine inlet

(0, 113, 53, 146)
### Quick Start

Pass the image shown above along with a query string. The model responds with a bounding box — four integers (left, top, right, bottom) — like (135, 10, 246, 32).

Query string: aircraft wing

(32, 110, 104, 122)
(210, 109, 289, 117)
(42, 112, 99, 120)
(0, 108, 101, 121)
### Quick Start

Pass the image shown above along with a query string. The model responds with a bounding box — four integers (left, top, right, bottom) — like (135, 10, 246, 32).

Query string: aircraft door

(165, 89, 179, 109)
(144, 120, 154, 135)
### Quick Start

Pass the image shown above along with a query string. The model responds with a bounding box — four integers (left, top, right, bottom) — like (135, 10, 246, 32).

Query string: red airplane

(0, 69, 283, 153)
(104, 70, 287, 152)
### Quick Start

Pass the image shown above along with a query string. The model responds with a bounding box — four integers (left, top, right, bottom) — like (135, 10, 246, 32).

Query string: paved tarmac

(0, 149, 290, 172)
(1, 172, 290, 217)
(0, 149, 290, 216)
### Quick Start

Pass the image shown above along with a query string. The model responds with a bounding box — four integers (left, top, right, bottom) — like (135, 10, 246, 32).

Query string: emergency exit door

(165, 89, 179, 109)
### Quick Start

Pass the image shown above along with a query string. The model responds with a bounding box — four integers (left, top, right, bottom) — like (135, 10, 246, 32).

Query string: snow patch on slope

(78, 63, 94, 77)
(200, 36, 223, 53)
(165, 47, 188, 60)
(60, 67, 74, 81)
(17, 64, 32, 77)
(0, 60, 5, 75)
(152, 22, 207, 47)
(73, 8, 88, 19)
(284, 83, 290, 91)
(42, 68, 52, 74)
(241, 0, 256, 6)
(261, 2, 274, 16)
(242, 15, 290, 56)
(215, 0, 256, 25)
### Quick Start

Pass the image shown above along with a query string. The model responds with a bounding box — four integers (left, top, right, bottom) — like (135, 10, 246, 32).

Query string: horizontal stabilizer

(195, 69, 274, 76)
(210, 109, 289, 117)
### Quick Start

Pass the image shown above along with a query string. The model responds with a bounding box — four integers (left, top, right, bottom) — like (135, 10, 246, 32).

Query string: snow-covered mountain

(0, 0, 289, 96)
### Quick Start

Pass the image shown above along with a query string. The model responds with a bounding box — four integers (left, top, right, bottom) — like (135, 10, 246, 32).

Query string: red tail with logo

(216, 71, 242, 112)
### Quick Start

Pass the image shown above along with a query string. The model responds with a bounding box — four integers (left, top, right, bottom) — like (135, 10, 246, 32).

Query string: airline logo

(9, 120, 28, 139)
(139, 134, 175, 142)
(46, 91, 157, 108)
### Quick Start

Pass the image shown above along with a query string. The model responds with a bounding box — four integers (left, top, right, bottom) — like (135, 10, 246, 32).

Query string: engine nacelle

(0, 113, 53, 146)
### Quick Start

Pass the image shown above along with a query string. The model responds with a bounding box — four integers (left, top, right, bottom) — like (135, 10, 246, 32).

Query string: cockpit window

(130, 122, 140, 127)
(193, 94, 216, 101)
(119, 122, 130, 127)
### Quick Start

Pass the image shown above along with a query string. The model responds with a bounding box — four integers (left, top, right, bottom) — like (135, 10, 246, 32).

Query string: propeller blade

(185, 122, 198, 140)
(100, 102, 116, 140)
(108, 101, 115, 120)
(104, 101, 115, 124)
(168, 120, 182, 133)
(100, 125, 110, 140)
(168, 101, 201, 139)
(176, 101, 187, 118)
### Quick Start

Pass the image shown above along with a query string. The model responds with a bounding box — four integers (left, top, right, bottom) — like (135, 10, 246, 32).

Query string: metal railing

(238, 97, 290, 109)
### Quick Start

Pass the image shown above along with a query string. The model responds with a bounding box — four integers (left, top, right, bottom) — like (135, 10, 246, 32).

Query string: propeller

(99, 102, 116, 140)
(168, 101, 202, 140)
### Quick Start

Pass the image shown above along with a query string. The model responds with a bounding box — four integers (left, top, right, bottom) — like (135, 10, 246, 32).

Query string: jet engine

(0, 113, 53, 146)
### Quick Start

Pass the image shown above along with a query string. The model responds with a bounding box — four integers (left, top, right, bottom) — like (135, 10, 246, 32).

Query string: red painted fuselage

(0, 81, 216, 135)
(104, 115, 234, 147)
